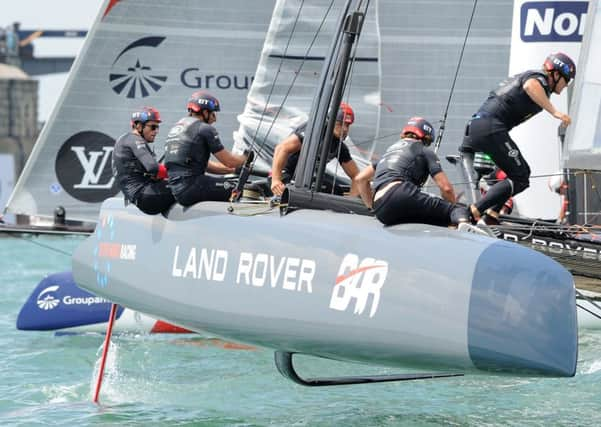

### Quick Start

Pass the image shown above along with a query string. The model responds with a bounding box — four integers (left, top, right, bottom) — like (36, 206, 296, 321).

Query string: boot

(478, 209, 500, 226)
(469, 204, 482, 224)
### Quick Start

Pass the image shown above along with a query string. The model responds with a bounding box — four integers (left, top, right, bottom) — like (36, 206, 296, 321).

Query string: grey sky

(3, 0, 104, 30)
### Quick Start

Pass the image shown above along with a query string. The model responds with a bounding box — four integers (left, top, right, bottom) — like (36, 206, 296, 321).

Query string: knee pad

(450, 205, 470, 225)
(511, 178, 529, 196)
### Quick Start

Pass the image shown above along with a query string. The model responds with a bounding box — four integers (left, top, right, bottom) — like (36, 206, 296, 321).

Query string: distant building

(0, 23, 22, 68)
(0, 63, 38, 178)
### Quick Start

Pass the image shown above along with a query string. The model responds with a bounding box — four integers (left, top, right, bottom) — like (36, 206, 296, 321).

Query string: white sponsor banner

(508, 0, 589, 218)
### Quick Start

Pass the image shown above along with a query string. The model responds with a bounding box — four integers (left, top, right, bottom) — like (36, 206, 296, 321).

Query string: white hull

(54, 309, 189, 334)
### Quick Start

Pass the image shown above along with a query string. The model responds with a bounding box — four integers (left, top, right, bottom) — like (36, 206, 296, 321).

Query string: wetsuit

(281, 122, 352, 193)
(112, 132, 175, 215)
(460, 70, 551, 214)
(164, 117, 231, 206)
(372, 138, 466, 227)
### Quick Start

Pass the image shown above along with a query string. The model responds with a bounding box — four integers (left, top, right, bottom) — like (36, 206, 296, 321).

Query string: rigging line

(249, 0, 338, 172)
(575, 288, 601, 319)
(331, 0, 371, 195)
(353, 130, 402, 150)
(420, 171, 583, 190)
(433, 0, 479, 153)
(6, 234, 72, 257)
(575, 170, 601, 211)
(227, 200, 286, 217)
(491, 223, 601, 238)
(228, 206, 277, 216)
(576, 303, 601, 322)
(491, 222, 573, 231)
(583, 170, 601, 207)
(246, 0, 306, 158)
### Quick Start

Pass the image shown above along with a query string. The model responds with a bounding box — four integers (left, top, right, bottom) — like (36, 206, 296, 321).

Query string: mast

(314, 10, 364, 192)
(294, 0, 365, 192)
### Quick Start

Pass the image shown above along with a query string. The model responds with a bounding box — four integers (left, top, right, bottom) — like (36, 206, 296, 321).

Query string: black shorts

(460, 117, 531, 185)
(169, 174, 231, 207)
(373, 181, 454, 227)
(134, 180, 175, 215)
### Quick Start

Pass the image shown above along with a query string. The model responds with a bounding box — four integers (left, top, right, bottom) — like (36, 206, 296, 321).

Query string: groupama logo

(37, 286, 60, 310)
(520, 1, 588, 42)
(109, 36, 168, 98)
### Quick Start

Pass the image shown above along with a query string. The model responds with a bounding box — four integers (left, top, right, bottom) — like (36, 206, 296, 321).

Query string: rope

(420, 170, 601, 191)
(433, 0, 479, 153)
(575, 289, 601, 321)
(247, 0, 338, 173)
(576, 303, 601, 321)
(246, 0, 307, 162)
(227, 199, 286, 217)
(5, 234, 72, 257)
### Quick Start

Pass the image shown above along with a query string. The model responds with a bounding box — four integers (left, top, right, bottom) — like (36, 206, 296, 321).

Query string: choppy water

(1, 234, 600, 426)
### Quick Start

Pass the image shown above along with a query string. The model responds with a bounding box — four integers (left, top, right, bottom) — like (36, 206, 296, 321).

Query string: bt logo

(520, 1, 588, 42)
(330, 254, 389, 318)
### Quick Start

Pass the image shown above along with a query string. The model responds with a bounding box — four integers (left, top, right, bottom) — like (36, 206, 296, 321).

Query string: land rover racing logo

(55, 131, 120, 203)
(330, 254, 389, 318)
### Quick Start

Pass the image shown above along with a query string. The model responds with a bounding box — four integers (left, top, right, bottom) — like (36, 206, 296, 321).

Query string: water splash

(90, 339, 120, 403)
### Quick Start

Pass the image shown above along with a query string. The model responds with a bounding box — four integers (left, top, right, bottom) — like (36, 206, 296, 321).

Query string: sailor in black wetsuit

(164, 91, 247, 206)
(112, 107, 175, 215)
(460, 52, 576, 225)
(355, 117, 469, 227)
(270, 102, 360, 196)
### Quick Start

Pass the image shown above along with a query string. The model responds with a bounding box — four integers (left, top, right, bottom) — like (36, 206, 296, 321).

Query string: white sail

(5, 0, 276, 223)
(507, 0, 588, 218)
(233, 0, 380, 173)
(564, 0, 600, 167)
(562, 0, 601, 224)
(7, 0, 527, 224)
(235, 0, 519, 180)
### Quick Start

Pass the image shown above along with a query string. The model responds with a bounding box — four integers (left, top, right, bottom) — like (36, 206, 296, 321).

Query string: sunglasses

(145, 124, 160, 130)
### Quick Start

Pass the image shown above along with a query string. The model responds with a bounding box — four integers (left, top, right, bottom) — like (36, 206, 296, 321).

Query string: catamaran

(7, 0, 600, 338)
(71, 0, 579, 384)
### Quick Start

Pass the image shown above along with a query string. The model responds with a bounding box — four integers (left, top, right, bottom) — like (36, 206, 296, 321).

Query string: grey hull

(73, 198, 577, 377)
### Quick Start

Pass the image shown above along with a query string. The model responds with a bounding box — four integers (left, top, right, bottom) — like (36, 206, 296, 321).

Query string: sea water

(1, 235, 600, 426)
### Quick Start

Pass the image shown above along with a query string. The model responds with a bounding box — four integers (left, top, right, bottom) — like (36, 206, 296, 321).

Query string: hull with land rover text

(72, 197, 577, 377)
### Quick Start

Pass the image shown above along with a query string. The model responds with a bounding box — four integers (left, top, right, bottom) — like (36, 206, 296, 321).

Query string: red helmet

(544, 52, 576, 83)
(131, 107, 161, 125)
(187, 90, 221, 113)
(336, 102, 354, 124)
(401, 117, 435, 145)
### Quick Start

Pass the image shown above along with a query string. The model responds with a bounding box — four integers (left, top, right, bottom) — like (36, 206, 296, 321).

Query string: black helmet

(544, 52, 576, 83)
(187, 91, 221, 113)
(401, 117, 435, 145)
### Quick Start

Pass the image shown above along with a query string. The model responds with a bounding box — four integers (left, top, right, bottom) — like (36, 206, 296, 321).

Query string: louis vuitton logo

(71, 146, 115, 189)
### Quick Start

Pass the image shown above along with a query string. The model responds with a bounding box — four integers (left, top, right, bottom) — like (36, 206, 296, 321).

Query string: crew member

(460, 52, 575, 224)
(270, 102, 360, 196)
(112, 107, 175, 215)
(356, 117, 469, 227)
(164, 91, 247, 206)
